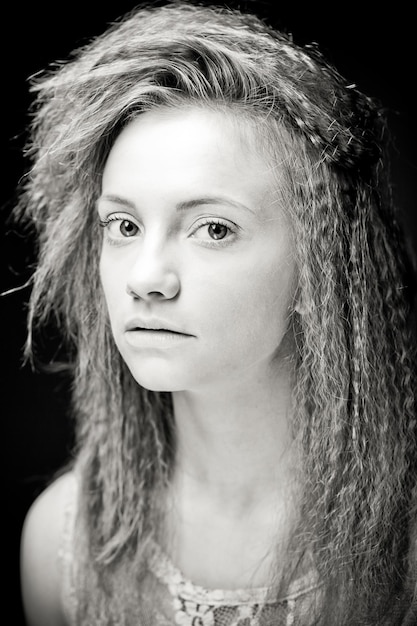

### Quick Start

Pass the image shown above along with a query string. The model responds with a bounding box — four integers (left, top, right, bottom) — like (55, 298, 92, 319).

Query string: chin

(126, 364, 186, 393)
(138, 380, 179, 393)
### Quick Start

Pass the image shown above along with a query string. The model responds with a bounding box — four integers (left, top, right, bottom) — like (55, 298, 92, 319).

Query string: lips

(125, 318, 193, 336)
(123, 318, 195, 350)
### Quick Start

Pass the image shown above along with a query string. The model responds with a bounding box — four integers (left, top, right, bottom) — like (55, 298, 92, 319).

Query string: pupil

(209, 223, 227, 240)
(120, 220, 136, 237)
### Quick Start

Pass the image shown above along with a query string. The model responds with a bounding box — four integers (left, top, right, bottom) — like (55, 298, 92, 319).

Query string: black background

(1, 2, 416, 624)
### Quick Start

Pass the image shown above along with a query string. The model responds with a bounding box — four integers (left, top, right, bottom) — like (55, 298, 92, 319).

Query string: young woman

(17, 1, 417, 624)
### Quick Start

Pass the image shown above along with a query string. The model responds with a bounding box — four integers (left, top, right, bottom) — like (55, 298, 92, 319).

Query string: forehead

(102, 106, 287, 203)
(110, 106, 262, 160)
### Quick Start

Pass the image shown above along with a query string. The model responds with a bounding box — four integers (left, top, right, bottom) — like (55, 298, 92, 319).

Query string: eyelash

(99, 214, 134, 228)
(99, 214, 140, 242)
(189, 217, 237, 247)
(98, 214, 238, 247)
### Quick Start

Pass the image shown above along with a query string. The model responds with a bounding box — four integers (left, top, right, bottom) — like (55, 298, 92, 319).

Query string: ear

(294, 299, 307, 316)
(292, 287, 306, 316)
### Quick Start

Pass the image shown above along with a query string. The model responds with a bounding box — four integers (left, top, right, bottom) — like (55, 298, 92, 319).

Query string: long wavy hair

(14, 1, 417, 624)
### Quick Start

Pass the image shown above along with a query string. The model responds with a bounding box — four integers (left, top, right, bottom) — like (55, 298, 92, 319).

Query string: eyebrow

(97, 194, 136, 210)
(176, 197, 255, 214)
(97, 194, 255, 214)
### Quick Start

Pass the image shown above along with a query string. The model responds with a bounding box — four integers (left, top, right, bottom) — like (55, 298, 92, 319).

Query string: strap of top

(57, 472, 78, 626)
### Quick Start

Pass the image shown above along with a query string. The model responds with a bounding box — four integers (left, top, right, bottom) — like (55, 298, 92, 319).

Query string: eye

(99, 215, 140, 240)
(118, 220, 139, 237)
(190, 217, 237, 246)
(207, 223, 229, 240)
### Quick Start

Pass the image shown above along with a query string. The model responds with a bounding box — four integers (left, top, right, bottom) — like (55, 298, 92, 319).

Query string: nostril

(126, 278, 180, 301)
(126, 285, 140, 299)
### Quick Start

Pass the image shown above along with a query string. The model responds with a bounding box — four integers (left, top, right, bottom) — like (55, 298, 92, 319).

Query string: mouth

(125, 318, 193, 335)
(129, 327, 189, 335)
(124, 326, 194, 349)
(124, 319, 194, 348)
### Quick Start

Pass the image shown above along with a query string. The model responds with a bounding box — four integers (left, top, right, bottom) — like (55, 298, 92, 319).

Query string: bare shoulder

(20, 470, 77, 626)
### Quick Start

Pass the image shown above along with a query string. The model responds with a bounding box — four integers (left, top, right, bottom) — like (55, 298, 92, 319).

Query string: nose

(126, 240, 180, 301)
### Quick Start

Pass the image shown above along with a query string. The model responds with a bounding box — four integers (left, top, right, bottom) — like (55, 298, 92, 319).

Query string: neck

(171, 362, 296, 511)
(162, 364, 299, 588)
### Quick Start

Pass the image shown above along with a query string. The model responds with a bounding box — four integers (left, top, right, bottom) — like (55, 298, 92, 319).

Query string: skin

(98, 107, 299, 587)
(98, 108, 297, 396)
(20, 472, 75, 626)
(20, 107, 300, 625)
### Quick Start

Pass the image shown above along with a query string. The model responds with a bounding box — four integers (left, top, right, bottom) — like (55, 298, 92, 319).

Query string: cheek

(240, 253, 296, 312)
(99, 255, 124, 319)
(198, 257, 296, 340)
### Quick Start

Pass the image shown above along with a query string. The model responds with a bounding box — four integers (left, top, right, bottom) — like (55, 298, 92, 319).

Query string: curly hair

(15, 1, 417, 624)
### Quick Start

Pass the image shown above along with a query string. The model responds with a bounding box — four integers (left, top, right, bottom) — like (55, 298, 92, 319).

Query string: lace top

(59, 474, 322, 625)
(146, 542, 321, 625)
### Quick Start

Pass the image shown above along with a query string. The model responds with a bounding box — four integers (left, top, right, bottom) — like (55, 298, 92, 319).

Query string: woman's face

(98, 108, 297, 392)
